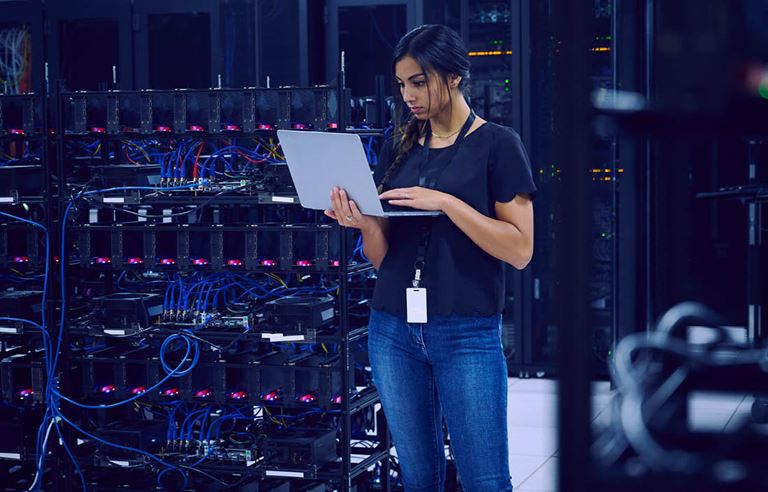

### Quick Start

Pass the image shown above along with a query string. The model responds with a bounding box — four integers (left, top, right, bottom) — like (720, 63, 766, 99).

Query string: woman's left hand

(379, 187, 453, 212)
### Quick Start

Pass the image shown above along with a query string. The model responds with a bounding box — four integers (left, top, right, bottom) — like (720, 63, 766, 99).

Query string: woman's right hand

(325, 186, 379, 232)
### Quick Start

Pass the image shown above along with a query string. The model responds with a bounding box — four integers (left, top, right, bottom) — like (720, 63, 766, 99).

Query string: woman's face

(394, 55, 452, 121)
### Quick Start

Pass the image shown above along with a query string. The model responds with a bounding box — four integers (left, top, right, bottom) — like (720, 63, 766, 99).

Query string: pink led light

(98, 384, 117, 394)
(195, 388, 213, 398)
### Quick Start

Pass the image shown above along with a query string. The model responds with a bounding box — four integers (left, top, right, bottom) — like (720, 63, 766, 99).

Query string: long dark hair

(377, 24, 471, 193)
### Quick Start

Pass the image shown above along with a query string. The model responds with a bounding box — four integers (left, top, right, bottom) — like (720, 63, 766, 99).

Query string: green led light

(759, 81, 768, 100)
(504, 78, 510, 83)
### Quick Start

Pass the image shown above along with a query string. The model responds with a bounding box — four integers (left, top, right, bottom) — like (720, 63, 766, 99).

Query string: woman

(325, 24, 535, 492)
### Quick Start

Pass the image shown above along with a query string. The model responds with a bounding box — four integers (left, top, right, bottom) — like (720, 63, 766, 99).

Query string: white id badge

(406, 288, 428, 323)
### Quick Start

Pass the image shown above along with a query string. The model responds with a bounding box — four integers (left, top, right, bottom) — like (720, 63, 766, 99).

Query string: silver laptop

(277, 130, 442, 217)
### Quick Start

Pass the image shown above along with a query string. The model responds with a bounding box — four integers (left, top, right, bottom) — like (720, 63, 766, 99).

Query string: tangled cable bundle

(0, 26, 32, 94)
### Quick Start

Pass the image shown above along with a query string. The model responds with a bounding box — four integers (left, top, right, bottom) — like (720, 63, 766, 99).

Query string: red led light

(18, 388, 34, 399)
(257, 123, 273, 130)
(292, 123, 307, 130)
(131, 386, 147, 395)
(224, 124, 241, 131)
(94, 257, 111, 264)
(329, 259, 341, 267)
(98, 384, 117, 394)
(162, 388, 180, 397)
(228, 390, 248, 400)
(9, 128, 25, 135)
(13, 256, 30, 263)
(332, 394, 342, 405)
(261, 388, 283, 402)
(295, 260, 313, 267)
(156, 125, 172, 133)
(53, 256, 60, 263)
(227, 259, 244, 267)
(192, 258, 209, 266)
(260, 259, 277, 267)
(127, 257, 143, 265)
(194, 388, 213, 398)
(159, 258, 176, 265)
(327, 123, 339, 129)
(90, 127, 106, 134)
(297, 392, 318, 404)
(189, 125, 205, 132)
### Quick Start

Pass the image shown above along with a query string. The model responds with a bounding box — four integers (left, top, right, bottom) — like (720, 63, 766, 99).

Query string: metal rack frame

(31, 80, 392, 490)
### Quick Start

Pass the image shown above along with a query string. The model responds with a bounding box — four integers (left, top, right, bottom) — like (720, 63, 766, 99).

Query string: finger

(382, 189, 414, 200)
(386, 199, 416, 208)
(338, 189, 355, 221)
(324, 209, 338, 219)
(349, 200, 364, 220)
(378, 189, 400, 199)
(331, 186, 342, 213)
(330, 188, 346, 226)
(330, 196, 344, 227)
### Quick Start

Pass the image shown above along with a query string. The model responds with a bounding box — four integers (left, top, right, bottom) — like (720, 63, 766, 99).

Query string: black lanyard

(412, 110, 476, 288)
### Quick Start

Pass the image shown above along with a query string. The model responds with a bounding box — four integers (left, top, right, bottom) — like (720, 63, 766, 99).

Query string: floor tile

(592, 405, 613, 430)
(688, 391, 746, 412)
(507, 426, 558, 457)
(508, 454, 550, 488)
(688, 407, 734, 432)
(508, 392, 557, 428)
(592, 392, 614, 415)
(511, 378, 558, 394)
(724, 410, 752, 433)
(517, 456, 558, 491)
(592, 381, 613, 394)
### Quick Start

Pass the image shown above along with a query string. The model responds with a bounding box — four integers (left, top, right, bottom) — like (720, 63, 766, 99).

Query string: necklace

(431, 128, 460, 139)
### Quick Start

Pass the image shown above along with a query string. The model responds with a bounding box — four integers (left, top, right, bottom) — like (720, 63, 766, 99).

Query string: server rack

(0, 92, 57, 489)
(0, 82, 394, 490)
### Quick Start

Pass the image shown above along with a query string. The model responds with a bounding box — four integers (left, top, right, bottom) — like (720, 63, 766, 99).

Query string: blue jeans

(368, 309, 513, 492)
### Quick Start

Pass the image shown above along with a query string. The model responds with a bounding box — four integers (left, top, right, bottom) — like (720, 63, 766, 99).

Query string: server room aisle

(504, 378, 749, 492)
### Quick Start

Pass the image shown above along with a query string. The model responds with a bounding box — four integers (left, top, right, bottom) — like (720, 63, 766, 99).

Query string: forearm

(361, 218, 389, 270)
(442, 196, 533, 269)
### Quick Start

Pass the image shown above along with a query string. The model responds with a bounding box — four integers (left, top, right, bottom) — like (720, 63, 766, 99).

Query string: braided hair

(377, 24, 471, 194)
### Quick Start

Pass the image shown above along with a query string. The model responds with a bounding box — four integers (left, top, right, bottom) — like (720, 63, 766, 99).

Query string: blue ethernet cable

(51, 333, 196, 410)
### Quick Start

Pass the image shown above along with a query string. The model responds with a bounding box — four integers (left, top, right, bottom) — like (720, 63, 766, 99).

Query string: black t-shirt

(370, 121, 537, 318)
